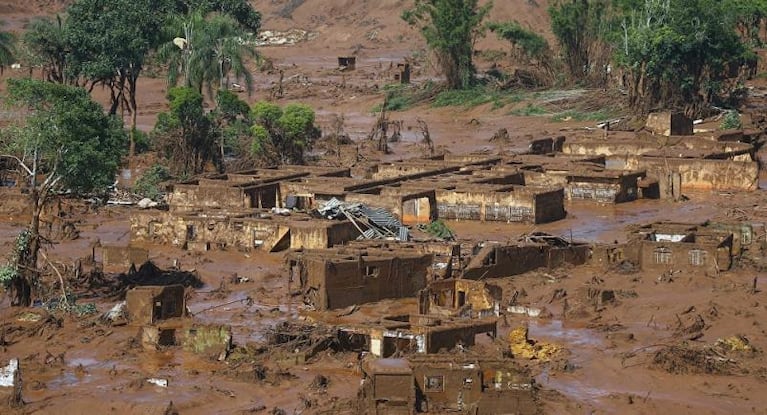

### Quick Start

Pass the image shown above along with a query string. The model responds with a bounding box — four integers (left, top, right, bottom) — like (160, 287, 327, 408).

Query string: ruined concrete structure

(287, 245, 433, 310)
(358, 356, 537, 414)
(129, 125, 761, 255)
(126, 285, 186, 326)
(125, 285, 233, 357)
(645, 112, 694, 136)
(561, 130, 761, 196)
(595, 221, 740, 275)
(462, 233, 591, 280)
(341, 314, 498, 358)
(100, 245, 149, 270)
(418, 279, 501, 318)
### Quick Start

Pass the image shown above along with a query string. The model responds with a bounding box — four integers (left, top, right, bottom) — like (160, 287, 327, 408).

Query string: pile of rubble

(316, 198, 409, 241)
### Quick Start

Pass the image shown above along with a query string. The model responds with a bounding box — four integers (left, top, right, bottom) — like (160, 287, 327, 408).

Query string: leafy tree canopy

(250, 102, 319, 165)
(403, 0, 492, 90)
(3, 79, 126, 194)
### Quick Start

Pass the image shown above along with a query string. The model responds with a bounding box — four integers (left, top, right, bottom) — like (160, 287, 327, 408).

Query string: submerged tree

(152, 86, 219, 176)
(402, 0, 492, 90)
(250, 101, 320, 165)
(549, 0, 616, 86)
(0, 79, 126, 306)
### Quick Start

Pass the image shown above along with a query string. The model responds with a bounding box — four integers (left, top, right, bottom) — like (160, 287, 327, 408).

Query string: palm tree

(157, 11, 258, 98)
(0, 21, 16, 74)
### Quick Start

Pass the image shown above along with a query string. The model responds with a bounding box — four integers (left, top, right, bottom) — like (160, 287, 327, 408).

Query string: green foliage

(21, 16, 71, 83)
(720, 111, 743, 130)
(251, 101, 283, 127)
(403, 0, 492, 89)
(419, 219, 455, 240)
(4, 79, 126, 194)
(249, 101, 319, 164)
(152, 86, 218, 175)
(213, 89, 252, 158)
(487, 21, 549, 61)
(157, 11, 259, 98)
(0, 21, 15, 69)
(616, 0, 751, 113)
(133, 164, 172, 200)
(133, 129, 151, 154)
(548, 0, 615, 85)
(0, 230, 31, 287)
(179, 0, 262, 32)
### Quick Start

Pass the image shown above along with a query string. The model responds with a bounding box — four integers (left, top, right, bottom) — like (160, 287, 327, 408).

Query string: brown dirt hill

(253, 0, 554, 51)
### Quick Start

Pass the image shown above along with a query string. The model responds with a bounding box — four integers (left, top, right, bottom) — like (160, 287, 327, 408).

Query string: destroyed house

(621, 222, 735, 274)
(418, 279, 501, 318)
(131, 210, 358, 252)
(492, 154, 649, 203)
(288, 247, 433, 310)
(462, 233, 591, 280)
(358, 356, 536, 415)
(561, 133, 760, 194)
(340, 314, 497, 358)
(126, 285, 186, 326)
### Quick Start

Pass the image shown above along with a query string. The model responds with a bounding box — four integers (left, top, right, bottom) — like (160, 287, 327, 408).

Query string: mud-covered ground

(2, 1, 767, 414)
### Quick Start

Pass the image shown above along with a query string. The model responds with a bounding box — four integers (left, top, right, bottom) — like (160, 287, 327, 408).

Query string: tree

(402, 0, 492, 90)
(152, 86, 219, 176)
(212, 89, 251, 169)
(488, 21, 554, 84)
(616, 0, 750, 114)
(0, 79, 126, 306)
(0, 21, 15, 74)
(250, 101, 320, 165)
(157, 11, 258, 98)
(549, 0, 616, 86)
(173, 0, 262, 32)
(21, 16, 72, 84)
(65, 0, 165, 157)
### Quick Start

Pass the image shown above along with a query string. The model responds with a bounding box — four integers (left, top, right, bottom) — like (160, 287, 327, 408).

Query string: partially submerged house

(595, 222, 737, 274)
(125, 285, 232, 358)
(340, 314, 498, 358)
(561, 131, 760, 197)
(358, 356, 537, 415)
(126, 285, 186, 326)
(462, 233, 591, 280)
(418, 279, 502, 318)
(287, 246, 433, 310)
(131, 210, 358, 252)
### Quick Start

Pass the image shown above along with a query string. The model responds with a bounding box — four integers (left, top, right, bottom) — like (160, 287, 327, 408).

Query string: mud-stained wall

(463, 243, 589, 279)
(562, 138, 753, 159)
(299, 253, 432, 310)
(290, 221, 358, 250)
(409, 357, 536, 415)
(420, 320, 497, 353)
(626, 157, 758, 192)
(633, 238, 733, 274)
(131, 211, 354, 252)
(126, 285, 185, 326)
(435, 187, 562, 224)
(534, 189, 566, 223)
(102, 245, 149, 269)
(0, 188, 29, 216)
(168, 183, 248, 212)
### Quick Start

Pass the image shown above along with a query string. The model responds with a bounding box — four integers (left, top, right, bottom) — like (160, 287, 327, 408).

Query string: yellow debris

(508, 326, 562, 362)
(715, 336, 752, 353)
